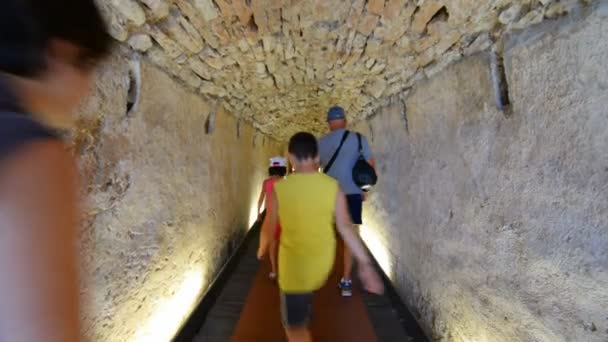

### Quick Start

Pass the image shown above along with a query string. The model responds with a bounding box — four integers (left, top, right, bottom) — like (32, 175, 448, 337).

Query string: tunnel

(69, 0, 607, 341)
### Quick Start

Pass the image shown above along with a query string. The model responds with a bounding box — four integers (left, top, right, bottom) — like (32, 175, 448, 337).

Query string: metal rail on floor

(362, 246, 429, 341)
(175, 211, 429, 341)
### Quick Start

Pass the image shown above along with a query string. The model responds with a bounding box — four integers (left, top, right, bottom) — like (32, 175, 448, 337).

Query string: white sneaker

(339, 278, 353, 297)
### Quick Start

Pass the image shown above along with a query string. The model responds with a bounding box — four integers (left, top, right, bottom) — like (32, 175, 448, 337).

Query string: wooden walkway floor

(193, 232, 426, 342)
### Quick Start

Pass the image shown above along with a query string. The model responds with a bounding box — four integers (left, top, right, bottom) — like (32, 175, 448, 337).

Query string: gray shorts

(280, 292, 313, 328)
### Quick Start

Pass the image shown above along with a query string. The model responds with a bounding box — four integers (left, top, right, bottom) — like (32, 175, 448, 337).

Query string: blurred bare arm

(367, 159, 376, 169)
(0, 141, 81, 342)
(335, 188, 383, 294)
(265, 189, 279, 231)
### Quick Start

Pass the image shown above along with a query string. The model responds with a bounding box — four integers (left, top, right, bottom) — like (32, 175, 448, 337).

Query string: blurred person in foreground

(0, 0, 112, 341)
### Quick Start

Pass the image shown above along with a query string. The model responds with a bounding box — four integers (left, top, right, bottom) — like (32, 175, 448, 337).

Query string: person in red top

(257, 156, 288, 279)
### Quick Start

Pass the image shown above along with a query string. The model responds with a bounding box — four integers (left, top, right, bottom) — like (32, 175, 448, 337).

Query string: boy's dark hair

(0, 0, 113, 76)
(288, 132, 318, 161)
(269, 166, 287, 177)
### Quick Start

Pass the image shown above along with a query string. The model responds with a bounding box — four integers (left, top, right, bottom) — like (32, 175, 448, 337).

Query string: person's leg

(257, 225, 268, 260)
(343, 241, 354, 279)
(281, 292, 313, 342)
(340, 194, 363, 297)
(285, 327, 312, 342)
(269, 236, 277, 279)
(270, 225, 282, 279)
(340, 244, 354, 297)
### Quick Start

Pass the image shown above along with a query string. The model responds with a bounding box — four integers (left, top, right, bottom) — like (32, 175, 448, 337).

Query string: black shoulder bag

(323, 130, 350, 174)
(352, 133, 377, 191)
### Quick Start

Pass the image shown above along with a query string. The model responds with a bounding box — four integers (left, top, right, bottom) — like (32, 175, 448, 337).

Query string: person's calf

(281, 292, 313, 338)
(269, 239, 278, 275)
(285, 326, 312, 342)
(343, 245, 354, 281)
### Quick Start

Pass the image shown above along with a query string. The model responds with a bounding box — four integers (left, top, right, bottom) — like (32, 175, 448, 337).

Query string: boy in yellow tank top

(265, 132, 383, 342)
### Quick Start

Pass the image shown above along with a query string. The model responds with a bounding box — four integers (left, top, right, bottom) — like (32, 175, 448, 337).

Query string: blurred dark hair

(268, 166, 287, 177)
(288, 132, 318, 161)
(0, 0, 113, 76)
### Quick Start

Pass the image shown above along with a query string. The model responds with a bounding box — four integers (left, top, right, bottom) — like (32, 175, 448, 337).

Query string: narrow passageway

(14, 1, 603, 341)
(191, 227, 426, 342)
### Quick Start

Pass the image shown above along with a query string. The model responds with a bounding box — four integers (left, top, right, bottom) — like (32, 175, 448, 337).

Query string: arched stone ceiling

(100, 0, 590, 139)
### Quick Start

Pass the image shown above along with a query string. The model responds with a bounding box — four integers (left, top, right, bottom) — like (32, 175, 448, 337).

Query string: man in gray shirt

(318, 106, 375, 297)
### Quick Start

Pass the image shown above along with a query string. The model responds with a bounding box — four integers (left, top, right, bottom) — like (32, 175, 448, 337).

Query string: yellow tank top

(274, 172, 338, 293)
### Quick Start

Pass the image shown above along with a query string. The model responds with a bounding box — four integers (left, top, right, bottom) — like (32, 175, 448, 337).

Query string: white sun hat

(269, 156, 287, 167)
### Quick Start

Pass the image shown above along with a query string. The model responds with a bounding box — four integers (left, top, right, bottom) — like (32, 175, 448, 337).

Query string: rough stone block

(162, 14, 205, 54)
(357, 13, 380, 36)
(178, 68, 203, 88)
(146, 47, 179, 76)
(383, 0, 407, 20)
(267, 8, 283, 34)
(214, 0, 235, 17)
(411, 1, 444, 34)
(148, 25, 184, 59)
(139, 0, 170, 20)
(413, 34, 440, 53)
(366, 77, 387, 99)
(346, 0, 366, 28)
(97, 2, 128, 41)
(371, 62, 386, 74)
(193, 0, 220, 21)
(367, 0, 386, 15)
(423, 49, 461, 78)
(232, 0, 254, 25)
(200, 80, 227, 96)
(433, 30, 462, 55)
(128, 34, 154, 52)
(211, 20, 232, 45)
(250, 0, 269, 34)
(188, 57, 212, 80)
(464, 32, 492, 56)
(415, 48, 434, 68)
(545, 2, 570, 18)
(109, 0, 146, 26)
(498, 4, 523, 25)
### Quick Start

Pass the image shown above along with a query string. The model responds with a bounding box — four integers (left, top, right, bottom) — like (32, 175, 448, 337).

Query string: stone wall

(71, 49, 280, 341)
(356, 4, 608, 341)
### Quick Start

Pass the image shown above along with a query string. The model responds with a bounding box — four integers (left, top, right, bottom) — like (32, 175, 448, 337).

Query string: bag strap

(356, 133, 363, 155)
(323, 130, 350, 173)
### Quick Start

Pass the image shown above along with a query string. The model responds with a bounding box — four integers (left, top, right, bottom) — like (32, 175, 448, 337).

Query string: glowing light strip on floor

(134, 270, 204, 342)
(359, 224, 393, 280)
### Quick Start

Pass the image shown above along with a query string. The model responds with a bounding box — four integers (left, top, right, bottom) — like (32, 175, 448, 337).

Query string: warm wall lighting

(359, 225, 393, 280)
(248, 168, 266, 229)
(134, 270, 204, 342)
(248, 191, 260, 229)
